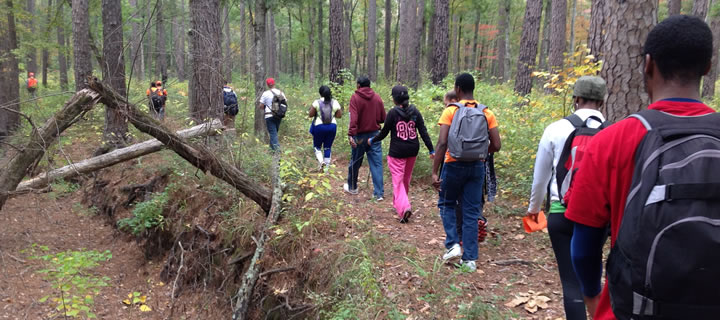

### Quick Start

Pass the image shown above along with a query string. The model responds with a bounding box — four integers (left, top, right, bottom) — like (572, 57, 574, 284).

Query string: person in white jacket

(525, 76, 607, 320)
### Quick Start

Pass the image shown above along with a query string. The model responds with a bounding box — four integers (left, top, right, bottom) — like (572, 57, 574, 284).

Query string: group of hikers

(257, 15, 720, 320)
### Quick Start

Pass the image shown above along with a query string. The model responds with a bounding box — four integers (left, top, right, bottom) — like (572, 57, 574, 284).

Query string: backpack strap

(565, 114, 584, 128)
(448, 102, 464, 109)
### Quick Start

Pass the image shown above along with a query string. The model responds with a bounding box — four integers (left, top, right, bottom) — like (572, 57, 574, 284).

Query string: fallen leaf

(139, 304, 152, 312)
(122, 299, 131, 305)
(514, 234, 526, 240)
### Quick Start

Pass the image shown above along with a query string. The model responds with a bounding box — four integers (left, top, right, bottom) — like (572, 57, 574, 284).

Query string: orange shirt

(146, 87, 168, 96)
(437, 99, 499, 163)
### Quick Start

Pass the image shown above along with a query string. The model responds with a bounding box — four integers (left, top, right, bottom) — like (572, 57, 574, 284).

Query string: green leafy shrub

(118, 191, 169, 235)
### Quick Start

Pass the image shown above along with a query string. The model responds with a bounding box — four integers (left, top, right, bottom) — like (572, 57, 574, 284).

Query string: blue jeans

(438, 161, 486, 261)
(265, 117, 282, 150)
(347, 131, 384, 198)
(311, 123, 337, 158)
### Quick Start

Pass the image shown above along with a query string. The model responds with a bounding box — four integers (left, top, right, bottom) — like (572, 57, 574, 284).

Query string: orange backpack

(27, 78, 37, 89)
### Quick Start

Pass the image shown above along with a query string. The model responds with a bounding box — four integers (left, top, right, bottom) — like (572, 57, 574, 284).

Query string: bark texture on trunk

(173, 0, 186, 81)
(430, 0, 449, 84)
(601, 0, 657, 122)
(72, 0, 92, 91)
(0, 0, 21, 142)
(539, 0, 551, 71)
(318, 0, 324, 76)
(588, 0, 605, 60)
(189, 0, 223, 122)
(56, 0, 68, 90)
(668, 0, 682, 15)
(384, 0, 392, 79)
(253, 0, 267, 136)
(548, 0, 566, 73)
(702, 8, 720, 98)
(693, 0, 709, 18)
(223, 3, 232, 81)
(41, 0, 51, 86)
(101, 0, 129, 148)
(514, 0, 543, 96)
(26, 0, 38, 74)
(396, 0, 422, 88)
(568, 0, 578, 53)
(156, 0, 167, 81)
(239, 2, 246, 75)
(367, 0, 377, 81)
(329, 0, 345, 84)
(426, 5, 436, 73)
(128, 0, 143, 81)
(494, 0, 510, 81)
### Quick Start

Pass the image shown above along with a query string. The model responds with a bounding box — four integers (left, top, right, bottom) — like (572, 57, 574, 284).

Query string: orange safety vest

(27, 77, 37, 88)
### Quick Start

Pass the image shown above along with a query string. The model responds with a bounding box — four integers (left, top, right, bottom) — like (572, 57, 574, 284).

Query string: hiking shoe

(375, 196, 384, 202)
(343, 183, 359, 195)
(460, 260, 477, 272)
(442, 244, 462, 262)
(399, 210, 412, 223)
(478, 219, 488, 243)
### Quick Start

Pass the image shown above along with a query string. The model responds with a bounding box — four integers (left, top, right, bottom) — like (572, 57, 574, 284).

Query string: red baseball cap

(266, 78, 275, 86)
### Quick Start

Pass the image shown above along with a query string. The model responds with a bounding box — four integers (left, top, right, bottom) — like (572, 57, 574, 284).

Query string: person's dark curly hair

(644, 15, 713, 82)
(454, 73, 475, 94)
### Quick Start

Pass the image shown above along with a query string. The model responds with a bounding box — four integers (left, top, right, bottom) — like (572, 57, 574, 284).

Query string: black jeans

(548, 213, 587, 320)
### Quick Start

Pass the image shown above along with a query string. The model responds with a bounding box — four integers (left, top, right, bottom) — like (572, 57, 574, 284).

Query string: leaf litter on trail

(504, 290, 552, 313)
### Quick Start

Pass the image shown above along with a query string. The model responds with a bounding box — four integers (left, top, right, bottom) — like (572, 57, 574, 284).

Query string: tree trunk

(367, 0, 377, 81)
(601, 0, 656, 122)
(413, 0, 424, 86)
(494, 0, 510, 81)
(384, 0, 392, 79)
(426, 5, 436, 73)
(430, 0, 449, 84)
(514, 0, 543, 96)
(26, 0, 38, 75)
(18, 120, 223, 191)
(568, 0, 577, 54)
(156, 0, 167, 81)
(330, 0, 345, 84)
(471, 12, 481, 71)
(127, 0, 142, 81)
(101, 0, 128, 148)
(72, 0, 92, 91)
(318, 0, 324, 77)
(188, 0, 223, 122)
(0, 0, 21, 142)
(173, 0, 186, 81)
(223, 3, 232, 82)
(588, 0, 605, 60)
(143, 0, 153, 79)
(548, 0, 566, 73)
(343, 0, 351, 69)
(253, 0, 267, 136)
(41, 0, 51, 86)
(454, 15, 462, 73)
(538, 0, 551, 71)
(668, 0, 682, 15)
(239, 2, 246, 75)
(56, 0, 68, 90)
(309, 4, 316, 83)
(396, 0, 415, 86)
(693, 0, 709, 18)
(702, 6, 720, 98)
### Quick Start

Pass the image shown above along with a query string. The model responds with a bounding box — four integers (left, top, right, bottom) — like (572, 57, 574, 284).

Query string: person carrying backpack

(367, 85, 434, 223)
(223, 82, 239, 127)
(431, 73, 501, 272)
(26, 72, 38, 98)
(258, 78, 287, 151)
(309, 85, 343, 171)
(525, 76, 608, 320)
(146, 81, 168, 121)
(566, 16, 720, 320)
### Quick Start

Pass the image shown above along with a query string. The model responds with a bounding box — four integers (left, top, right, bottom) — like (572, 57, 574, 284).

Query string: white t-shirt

(311, 99, 341, 125)
(259, 88, 287, 119)
(527, 108, 605, 213)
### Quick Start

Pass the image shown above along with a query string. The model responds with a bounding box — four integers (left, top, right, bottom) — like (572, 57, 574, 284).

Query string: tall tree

(538, 0, 551, 70)
(471, 11, 481, 70)
(367, 0, 377, 81)
(156, 0, 167, 81)
(668, 0, 682, 15)
(252, 0, 267, 136)
(26, 0, 38, 75)
(188, 0, 223, 122)
(494, 0, 510, 81)
(128, 0, 143, 81)
(318, 0, 324, 76)
(430, 0, 449, 84)
(702, 3, 720, 98)
(600, 0, 656, 122)
(568, 0, 578, 53)
(239, 2, 246, 75)
(56, 0, 68, 90)
(514, 0, 543, 95)
(101, 0, 128, 148)
(223, 2, 231, 81)
(548, 0, 566, 73)
(71, 0, 91, 91)
(0, 0, 21, 142)
(308, 3, 316, 83)
(329, 0, 345, 83)
(41, 0, 51, 86)
(692, 0, 709, 18)
(173, 0, 186, 81)
(426, 5, 436, 73)
(588, 0, 605, 60)
(343, 0, 351, 69)
(396, 0, 421, 88)
(266, 10, 277, 78)
(453, 15, 462, 73)
(384, 0, 392, 79)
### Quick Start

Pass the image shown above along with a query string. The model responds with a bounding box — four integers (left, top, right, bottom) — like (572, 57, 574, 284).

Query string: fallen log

(86, 78, 272, 212)
(0, 89, 100, 211)
(16, 120, 223, 191)
(232, 153, 283, 320)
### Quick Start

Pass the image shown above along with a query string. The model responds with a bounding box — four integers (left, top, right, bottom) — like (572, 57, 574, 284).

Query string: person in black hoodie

(367, 85, 434, 223)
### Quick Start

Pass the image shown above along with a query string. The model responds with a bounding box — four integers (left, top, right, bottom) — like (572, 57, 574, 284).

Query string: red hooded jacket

(348, 87, 386, 136)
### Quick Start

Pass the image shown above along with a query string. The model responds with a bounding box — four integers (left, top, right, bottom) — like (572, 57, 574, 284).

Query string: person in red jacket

(344, 76, 386, 200)
(566, 15, 717, 320)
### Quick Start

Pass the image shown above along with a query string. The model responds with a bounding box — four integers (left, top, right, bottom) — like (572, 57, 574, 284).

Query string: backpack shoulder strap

(476, 104, 488, 112)
(565, 114, 584, 128)
(448, 102, 464, 109)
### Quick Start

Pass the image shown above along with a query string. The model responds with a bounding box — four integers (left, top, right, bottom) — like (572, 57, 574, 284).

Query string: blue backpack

(223, 87, 238, 106)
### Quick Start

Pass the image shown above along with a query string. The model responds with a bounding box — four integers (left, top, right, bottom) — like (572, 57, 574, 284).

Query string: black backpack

(270, 90, 288, 119)
(317, 99, 333, 125)
(223, 88, 238, 106)
(607, 109, 720, 319)
(150, 89, 164, 111)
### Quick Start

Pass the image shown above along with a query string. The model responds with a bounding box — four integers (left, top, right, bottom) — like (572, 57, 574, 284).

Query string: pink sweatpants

(387, 155, 417, 218)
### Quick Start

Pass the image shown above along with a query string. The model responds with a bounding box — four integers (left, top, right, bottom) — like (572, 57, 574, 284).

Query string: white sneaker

(343, 183, 359, 195)
(442, 244, 462, 261)
(375, 196, 384, 202)
(460, 260, 477, 272)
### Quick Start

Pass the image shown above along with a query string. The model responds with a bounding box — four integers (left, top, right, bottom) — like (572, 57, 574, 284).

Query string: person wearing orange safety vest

(26, 72, 38, 98)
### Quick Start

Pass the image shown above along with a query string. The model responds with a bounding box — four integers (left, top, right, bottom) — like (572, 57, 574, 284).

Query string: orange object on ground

(523, 211, 547, 233)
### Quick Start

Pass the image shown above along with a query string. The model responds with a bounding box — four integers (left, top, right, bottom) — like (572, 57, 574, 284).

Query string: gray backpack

(317, 99, 334, 125)
(447, 102, 490, 161)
